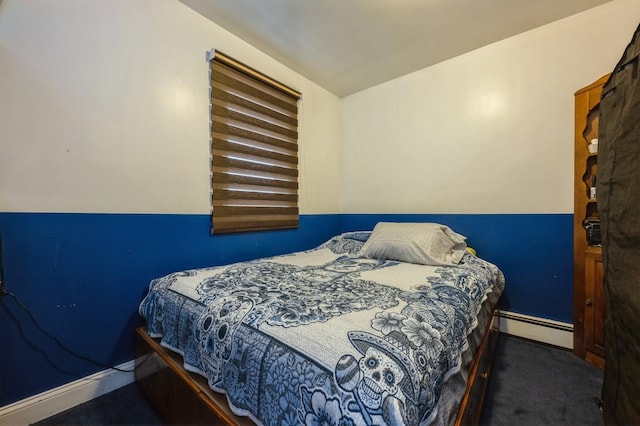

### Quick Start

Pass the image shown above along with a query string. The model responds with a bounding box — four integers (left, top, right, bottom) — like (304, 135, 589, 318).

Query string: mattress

(139, 231, 505, 426)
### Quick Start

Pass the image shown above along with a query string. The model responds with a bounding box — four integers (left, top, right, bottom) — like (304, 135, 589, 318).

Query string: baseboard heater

(497, 311, 573, 349)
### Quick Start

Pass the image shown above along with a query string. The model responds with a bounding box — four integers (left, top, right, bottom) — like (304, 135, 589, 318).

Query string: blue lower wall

(0, 212, 572, 406)
(0, 213, 341, 406)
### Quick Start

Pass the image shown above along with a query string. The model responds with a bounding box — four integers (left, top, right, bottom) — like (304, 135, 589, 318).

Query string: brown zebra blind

(208, 51, 301, 234)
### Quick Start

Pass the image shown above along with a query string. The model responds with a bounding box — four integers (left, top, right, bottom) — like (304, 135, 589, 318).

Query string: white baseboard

(0, 359, 136, 425)
(498, 311, 573, 349)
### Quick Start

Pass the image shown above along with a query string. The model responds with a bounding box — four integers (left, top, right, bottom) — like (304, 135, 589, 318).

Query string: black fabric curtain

(597, 22, 640, 425)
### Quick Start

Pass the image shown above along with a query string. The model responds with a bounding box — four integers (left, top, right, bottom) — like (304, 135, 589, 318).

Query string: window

(208, 50, 301, 234)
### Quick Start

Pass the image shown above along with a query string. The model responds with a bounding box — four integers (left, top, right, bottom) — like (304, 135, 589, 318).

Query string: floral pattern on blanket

(196, 256, 399, 327)
(139, 233, 504, 426)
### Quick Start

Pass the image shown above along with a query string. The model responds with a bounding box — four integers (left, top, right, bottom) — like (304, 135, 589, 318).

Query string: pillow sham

(358, 222, 467, 266)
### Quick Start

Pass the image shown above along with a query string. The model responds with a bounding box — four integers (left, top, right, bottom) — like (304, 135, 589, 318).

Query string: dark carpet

(33, 381, 163, 426)
(480, 334, 604, 425)
(34, 333, 603, 425)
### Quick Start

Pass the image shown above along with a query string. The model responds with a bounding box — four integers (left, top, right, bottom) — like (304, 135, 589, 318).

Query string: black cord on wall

(3, 291, 138, 373)
(0, 229, 145, 374)
(0, 230, 7, 296)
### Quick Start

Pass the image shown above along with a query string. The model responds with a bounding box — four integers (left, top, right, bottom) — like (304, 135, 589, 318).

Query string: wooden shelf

(573, 74, 608, 367)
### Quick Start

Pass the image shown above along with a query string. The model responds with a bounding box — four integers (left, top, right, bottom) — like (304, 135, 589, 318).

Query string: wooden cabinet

(584, 247, 605, 368)
(573, 75, 609, 368)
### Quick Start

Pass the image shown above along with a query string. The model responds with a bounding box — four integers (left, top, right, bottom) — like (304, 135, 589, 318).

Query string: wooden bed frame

(134, 310, 499, 425)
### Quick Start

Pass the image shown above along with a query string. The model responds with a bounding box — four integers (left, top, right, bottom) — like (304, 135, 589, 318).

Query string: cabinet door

(584, 250, 605, 364)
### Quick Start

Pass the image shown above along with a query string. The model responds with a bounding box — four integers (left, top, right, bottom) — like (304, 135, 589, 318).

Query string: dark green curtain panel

(598, 22, 640, 425)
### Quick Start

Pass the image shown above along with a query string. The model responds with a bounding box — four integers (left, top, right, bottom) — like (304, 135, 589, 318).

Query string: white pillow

(358, 222, 467, 266)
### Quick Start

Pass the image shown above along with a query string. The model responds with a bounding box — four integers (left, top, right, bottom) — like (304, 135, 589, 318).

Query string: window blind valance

(208, 50, 301, 234)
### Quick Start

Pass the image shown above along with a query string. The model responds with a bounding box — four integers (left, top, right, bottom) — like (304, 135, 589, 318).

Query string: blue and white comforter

(139, 232, 505, 426)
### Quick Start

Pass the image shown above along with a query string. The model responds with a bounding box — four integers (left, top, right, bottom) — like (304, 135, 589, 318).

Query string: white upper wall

(3, 0, 639, 217)
(341, 0, 640, 214)
(0, 0, 342, 214)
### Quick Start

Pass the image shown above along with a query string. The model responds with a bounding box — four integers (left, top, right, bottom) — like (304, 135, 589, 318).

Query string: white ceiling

(180, 0, 614, 97)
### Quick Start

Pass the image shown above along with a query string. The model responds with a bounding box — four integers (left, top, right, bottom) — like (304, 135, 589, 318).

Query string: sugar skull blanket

(139, 232, 505, 425)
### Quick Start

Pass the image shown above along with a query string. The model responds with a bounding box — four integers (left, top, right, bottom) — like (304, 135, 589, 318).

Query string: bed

(136, 223, 505, 425)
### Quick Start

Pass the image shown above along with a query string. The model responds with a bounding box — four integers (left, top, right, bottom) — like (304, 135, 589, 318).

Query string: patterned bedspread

(139, 232, 505, 426)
